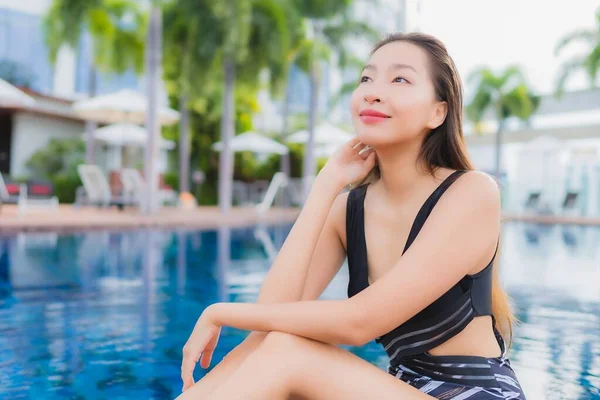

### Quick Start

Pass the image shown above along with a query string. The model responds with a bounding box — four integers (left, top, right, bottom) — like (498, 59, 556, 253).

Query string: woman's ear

(426, 101, 447, 130)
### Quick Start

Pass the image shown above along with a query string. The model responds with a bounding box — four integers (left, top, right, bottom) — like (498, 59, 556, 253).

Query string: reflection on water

(0, 222, 598, 399)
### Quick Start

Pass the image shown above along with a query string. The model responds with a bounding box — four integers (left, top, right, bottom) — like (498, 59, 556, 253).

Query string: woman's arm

(206, 172, 501, 346)
(255, 175, 345, 304)
(255, 136, 374, 304)
(180, 139, 375, 391)
(182, 190, 348, 395)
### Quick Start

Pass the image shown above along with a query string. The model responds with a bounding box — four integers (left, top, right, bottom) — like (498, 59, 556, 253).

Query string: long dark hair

(359, 32, 515, 345)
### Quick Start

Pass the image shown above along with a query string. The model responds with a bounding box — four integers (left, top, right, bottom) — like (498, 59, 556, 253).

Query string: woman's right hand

(318, 137, 377, 190)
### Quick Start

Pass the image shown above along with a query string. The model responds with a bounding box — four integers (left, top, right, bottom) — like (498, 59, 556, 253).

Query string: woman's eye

(359, 76, 371, 83)
(393, 76, 408, 83)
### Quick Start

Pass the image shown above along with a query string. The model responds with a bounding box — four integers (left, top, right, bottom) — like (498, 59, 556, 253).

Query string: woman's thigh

(261, 332, 433, 400)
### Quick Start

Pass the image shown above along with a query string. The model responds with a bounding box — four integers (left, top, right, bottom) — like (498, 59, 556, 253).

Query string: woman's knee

(260, 331, 309, 351)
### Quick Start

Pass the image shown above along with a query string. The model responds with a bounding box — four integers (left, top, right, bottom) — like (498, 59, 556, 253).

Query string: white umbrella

(0, 78, 35, 107)
(73, 89, 180, 125)
(286, 122, 354, 146)
(213, 131, 289, 155)
(88, 123, 175, 149)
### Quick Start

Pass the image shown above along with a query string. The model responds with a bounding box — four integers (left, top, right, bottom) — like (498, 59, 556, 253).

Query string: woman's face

(350, 41, 446, 148)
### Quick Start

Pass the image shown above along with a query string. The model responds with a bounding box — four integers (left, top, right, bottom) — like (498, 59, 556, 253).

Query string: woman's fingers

(200, 328, 221, 369)
(364, 151, 377, 169)
(181, 345, 198, 391)
(352, 142, 369, 153)
(181, 330, 214, 391)
(200, 348, 214, 369)
(359, 147, 375, 160)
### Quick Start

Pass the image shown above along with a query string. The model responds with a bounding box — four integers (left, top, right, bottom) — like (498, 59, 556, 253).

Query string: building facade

(0, 1, 144, 178)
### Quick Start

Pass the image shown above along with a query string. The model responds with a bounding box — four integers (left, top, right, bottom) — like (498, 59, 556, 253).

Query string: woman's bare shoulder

(454, 170, 500, 200)
(441, 170, 501, 221)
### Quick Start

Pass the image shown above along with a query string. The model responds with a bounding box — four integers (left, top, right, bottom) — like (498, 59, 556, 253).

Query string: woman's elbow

(343, 307, 374, 346)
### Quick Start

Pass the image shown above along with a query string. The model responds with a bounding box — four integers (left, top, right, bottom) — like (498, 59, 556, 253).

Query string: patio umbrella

(212, 131, 289, 155)
(286, 122, 354, 146)
(89, 123, 175, 149)
(89, 123, 175, 171)
(0, 78, 35, 108)
(72, 89, 180, 125)
(213, 132, 290, 209)
(73, 89, 180, 214)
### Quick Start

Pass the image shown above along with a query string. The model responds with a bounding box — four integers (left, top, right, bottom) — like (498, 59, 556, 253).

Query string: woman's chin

(356, 130, 393, 148)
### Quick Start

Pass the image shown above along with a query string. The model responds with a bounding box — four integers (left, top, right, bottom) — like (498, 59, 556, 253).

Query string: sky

(2, 0, 597, 101)
(417, 0, 599, 95)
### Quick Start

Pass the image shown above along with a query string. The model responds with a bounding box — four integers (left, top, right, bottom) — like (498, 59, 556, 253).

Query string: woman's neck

(371, 140, 434, 203)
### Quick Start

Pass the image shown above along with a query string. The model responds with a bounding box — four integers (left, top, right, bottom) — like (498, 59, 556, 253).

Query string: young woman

(176, 33, 527, 400)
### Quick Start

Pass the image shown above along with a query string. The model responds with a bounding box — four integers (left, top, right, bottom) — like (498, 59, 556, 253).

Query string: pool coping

(502, 213, 600, 226)
(1, 206, 598, 235)
(0, 205, 301, 235)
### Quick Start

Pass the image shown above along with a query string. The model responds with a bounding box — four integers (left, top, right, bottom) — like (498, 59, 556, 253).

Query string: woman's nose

(364, 93, 381, 103)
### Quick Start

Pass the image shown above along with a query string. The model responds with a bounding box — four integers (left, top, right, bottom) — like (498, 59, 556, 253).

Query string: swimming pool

(0, 222, 598, 399)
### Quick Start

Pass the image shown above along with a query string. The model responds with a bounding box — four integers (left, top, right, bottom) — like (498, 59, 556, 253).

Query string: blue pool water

(0, 222, 598, 399)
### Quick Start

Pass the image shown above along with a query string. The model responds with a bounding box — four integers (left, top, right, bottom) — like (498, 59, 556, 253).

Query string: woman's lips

(359, 115, 389, 124)
(359, 109, 390, 124)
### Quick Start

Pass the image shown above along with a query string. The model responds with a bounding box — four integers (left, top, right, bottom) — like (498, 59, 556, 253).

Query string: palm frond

(555, 56, 586, 96)
(293, 0, 353, 19)
(498, 65, 525, 89)
(465, 88, 492, 123)
(323, 20, 380, 50)
(503, 84, 537, 120)
(555, 28, 597, 56)
(584, 44, 600, 84)
(43, 0, 102, 63)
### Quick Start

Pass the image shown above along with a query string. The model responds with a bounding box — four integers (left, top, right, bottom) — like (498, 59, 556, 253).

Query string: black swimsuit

(346, 170, 527, 399)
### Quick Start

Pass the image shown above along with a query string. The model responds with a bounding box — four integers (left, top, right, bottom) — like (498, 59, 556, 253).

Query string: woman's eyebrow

(361, 64, 417, 73)
(362, 64, 376, 72)
(391, 63, 417, 73)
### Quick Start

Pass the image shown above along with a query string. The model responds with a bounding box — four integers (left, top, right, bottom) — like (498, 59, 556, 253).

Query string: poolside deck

(1, 205, 599, 234)
(0, 204, 301, 234)
(502, 213, 600, 226)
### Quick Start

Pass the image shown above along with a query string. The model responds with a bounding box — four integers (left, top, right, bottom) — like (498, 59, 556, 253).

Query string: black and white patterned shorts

(390, 352, 526, 399)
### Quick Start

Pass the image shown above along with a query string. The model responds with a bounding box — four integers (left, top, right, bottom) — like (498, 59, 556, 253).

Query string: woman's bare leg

(205, 332, 433, 400)
(175, 332, 267, 399)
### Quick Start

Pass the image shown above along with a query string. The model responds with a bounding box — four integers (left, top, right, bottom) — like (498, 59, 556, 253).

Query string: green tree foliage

(25, 139, 85, 203)
(555, 8, 600, 94)
(466, 66, 540, 177)
(44, 0, 146, 74)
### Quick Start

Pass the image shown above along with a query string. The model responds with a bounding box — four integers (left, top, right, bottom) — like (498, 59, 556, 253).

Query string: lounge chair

(524, 191, 541, 211)
(119, 168, 144, 207)
(0, 173, 58, 215)
(562, 191, 580, 215)
(0, 173, 20, 211)
(76, 164, 134, 210)
(120, 168, 177, 208)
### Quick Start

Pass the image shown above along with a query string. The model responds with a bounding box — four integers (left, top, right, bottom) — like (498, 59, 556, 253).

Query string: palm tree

(466, 66, 540, 178)
(209, 0, 292, 213)
(43, 0, 146, 164)
(555, 8, 600, 94)
(143, 1, 163, 214)
(162, 0, 219, 194)
(163, 0, 294, 207)
(291, 1, 379, 200)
